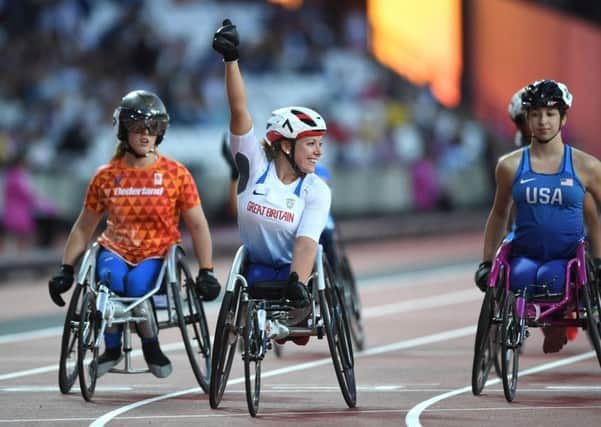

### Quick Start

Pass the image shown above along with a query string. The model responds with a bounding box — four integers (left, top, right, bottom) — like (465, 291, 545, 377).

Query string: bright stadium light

(367, 0, 463, 107)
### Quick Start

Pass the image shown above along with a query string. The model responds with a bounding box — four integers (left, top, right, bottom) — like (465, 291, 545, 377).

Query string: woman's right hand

(213, 19, 239, 62)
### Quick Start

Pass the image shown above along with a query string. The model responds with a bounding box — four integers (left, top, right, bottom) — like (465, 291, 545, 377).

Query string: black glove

(474, 261, 492, 292)
(213, 19, 239, 62)
(284, 272, 311, 308)
(221, 132, 239, 180)
(196, 268, 221, 301)
(49, 264, 74, 307)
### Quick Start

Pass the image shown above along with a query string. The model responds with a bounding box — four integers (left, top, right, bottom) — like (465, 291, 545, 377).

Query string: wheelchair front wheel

(58, 283, 85, 394)
(500, 292, 520, 402)
(244, 300, 262, 417)
(209, 282, 244, 409)
(320, 258, 357, 408)
(77, 292, 100, 402)
(171, 260, 211, 393)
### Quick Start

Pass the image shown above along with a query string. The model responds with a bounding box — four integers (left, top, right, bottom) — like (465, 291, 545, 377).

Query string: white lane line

(0, 327, 62, 345)
(0, 385, 132, 392)
(90, 325, 476, 427)
(0, 288, 476, 381)
(405, 351, 594, 427)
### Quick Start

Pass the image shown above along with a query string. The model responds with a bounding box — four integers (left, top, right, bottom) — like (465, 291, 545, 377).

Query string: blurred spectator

(1, 148, 57, 252)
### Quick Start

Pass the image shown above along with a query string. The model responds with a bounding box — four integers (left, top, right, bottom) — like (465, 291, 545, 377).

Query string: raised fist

(213, 19, 239, 62)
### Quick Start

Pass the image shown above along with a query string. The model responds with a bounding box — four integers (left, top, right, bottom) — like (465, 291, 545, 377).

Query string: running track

(0, 232, 600, 426)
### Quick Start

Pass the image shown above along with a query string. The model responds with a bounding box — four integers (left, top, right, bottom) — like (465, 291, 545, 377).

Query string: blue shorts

(97, 248, 162, 297)
(245, 263, 291, 285)
(509, 257, 567, 298)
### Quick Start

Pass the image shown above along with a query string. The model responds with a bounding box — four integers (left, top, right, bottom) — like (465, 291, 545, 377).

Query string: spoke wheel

(209, 282, 244, 409)
(501, 292, 520, 402)
(172, 259, 211, 392)
(582, 280, 601, 367)
(77, 293, 100, 402)
(471, 287, 496, 395)
(320, 258, 357, 408)
(58, 283, 85, 394)
(244, 301, 262, 417)
(338, 254, 365, 351)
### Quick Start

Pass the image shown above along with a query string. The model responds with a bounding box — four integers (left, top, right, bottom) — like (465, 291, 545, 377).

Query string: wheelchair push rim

(501, 292, 520, 402)
(471, 287, 497, 396)
(582, 278, 601, 368)
(338, 254, 365, 351)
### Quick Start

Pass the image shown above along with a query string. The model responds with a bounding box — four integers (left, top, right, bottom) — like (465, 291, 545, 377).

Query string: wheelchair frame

(208, 244, 356, 416)
(57, 242, 212, 401)
(471, 239, 601, 402)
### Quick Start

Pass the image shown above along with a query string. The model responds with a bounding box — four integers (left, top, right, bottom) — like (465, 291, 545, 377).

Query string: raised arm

(213, 19, 252, 135)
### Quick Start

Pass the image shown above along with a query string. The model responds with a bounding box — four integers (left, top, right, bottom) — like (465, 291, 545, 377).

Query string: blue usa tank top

(511, 145, 585, 261)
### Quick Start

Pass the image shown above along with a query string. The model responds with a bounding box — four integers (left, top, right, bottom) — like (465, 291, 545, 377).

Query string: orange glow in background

(367, 0, 463, 107)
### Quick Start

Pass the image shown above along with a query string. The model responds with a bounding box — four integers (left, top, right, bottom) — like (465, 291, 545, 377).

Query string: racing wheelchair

(471, 239, 601, 401)
(208, 245, 356, 417)
(57, 242, 212, 401)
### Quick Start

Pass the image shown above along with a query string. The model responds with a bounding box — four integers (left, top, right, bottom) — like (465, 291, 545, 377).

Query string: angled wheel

(500, 292, 520, 402)
(471, 287, 496, 395)
(338, 254, 365, 351)
(244, 301, 263, 417)
(58, 283, 86, 394)
(209, 281, 244, 409)
(320, 258, 357, 408)
(77, 292, 100, 402)
(171, 258, 211, 393)
(582, 279, 601, 367)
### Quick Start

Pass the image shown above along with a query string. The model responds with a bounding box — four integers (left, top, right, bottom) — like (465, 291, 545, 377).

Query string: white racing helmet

(508, 86, 527, 122)
(265, 106, 327, 144)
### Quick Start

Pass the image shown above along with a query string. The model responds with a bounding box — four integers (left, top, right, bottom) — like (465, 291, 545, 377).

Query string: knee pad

(133, 299, 159, 339)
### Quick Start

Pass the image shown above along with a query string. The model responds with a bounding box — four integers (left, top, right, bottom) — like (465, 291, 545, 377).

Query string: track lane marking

(405, 351, 595, 427)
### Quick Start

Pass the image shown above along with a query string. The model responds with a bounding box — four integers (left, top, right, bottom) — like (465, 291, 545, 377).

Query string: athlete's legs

(536, 259, 567, 295)
(509, 257, 539, 297)
(245, 263, 290, 285)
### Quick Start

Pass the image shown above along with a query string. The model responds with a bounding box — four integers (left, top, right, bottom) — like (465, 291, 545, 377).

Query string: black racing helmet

(521, 79, 573, 113)
(113, 90, 170, 145)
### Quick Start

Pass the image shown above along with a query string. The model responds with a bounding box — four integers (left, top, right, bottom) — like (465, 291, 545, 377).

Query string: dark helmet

(521, 79, 573, 113)
(113, 90, 170, 145)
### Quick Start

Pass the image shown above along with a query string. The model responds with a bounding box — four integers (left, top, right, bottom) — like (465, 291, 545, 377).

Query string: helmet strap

(283, 142, 306, 178)
(125, 141, 155, 158)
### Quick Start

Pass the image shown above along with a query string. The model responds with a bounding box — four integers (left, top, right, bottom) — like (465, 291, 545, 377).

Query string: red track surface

(1, 232, 600, 426)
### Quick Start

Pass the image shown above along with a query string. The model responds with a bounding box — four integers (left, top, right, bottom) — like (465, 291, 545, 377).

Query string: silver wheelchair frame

(208, 244, 356, 416)
(57, 242, 212, 401)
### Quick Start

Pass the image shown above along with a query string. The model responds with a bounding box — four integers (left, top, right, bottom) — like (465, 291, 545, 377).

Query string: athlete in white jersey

(213, 19, 331, 318)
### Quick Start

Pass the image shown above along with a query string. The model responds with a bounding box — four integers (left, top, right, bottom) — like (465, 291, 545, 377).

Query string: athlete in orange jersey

(48, 90, 221, 378)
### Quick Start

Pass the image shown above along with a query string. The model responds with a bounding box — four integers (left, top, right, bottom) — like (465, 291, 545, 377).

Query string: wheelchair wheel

(77, 292, 100, 402)
(244, 301, 262, 417)
(209, 281, 244, 409)
(471, 287, 496, 395)
(500, 292, 520, 402)
(319, 258, 357, 408)
(582, 279, 601, 368)
(338, 254, 365, 351)
(171, 259, 211, 393)
(58, 283, 86, 394)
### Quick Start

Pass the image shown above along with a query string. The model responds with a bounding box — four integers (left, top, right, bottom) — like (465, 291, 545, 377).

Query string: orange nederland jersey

(84, 155, 200, 265)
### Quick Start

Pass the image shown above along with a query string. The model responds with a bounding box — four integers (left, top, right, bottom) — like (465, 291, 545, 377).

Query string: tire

(319, 258, 357, 408)
(471, 287, 495, 395)
(338, 254, 365, 351)
(171, 259, 212, 393)
(77, 292, 100, 402)
(58, 283, 85, 394)
(244, 301, 262, 417)
(500, 292, 520, 402)
(209, 282, 244, 409)
(582, 279, 601, 368)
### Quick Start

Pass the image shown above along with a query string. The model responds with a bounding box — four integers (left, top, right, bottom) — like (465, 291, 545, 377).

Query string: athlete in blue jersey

(475, 80, 601, 353)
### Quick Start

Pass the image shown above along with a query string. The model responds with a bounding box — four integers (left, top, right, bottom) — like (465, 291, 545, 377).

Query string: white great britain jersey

(230, 127, 331, 266)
